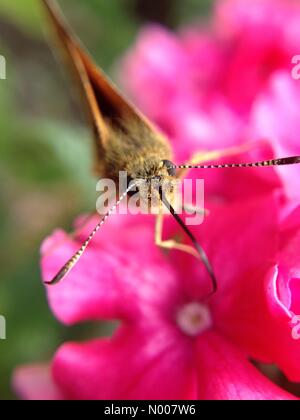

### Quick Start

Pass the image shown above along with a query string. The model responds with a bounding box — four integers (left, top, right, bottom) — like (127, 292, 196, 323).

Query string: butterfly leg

(183, 204, 209, 216)
(155, 212, 200, 259)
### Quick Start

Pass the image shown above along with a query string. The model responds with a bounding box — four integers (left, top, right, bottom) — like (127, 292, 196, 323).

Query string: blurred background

(0, 0, 212, 400)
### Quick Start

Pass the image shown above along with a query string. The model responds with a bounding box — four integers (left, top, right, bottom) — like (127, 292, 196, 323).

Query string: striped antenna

(173, 156, 300, 170)
(45, 183, 136, 286)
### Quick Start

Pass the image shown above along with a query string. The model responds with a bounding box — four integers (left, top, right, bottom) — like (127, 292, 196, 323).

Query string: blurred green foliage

(0, 0, 210, 400)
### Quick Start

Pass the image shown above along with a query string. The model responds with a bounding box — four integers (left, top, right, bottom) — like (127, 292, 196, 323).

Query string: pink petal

(250, 72, 300, 198)
(13, 364, 64, 400)
(165, 192, 280, 300)
(216, 1, 300, 112)
(206, 194, 280, 289)
(178, 196, 300, 381)
(215, 0, 300, 53)
(280, 206, 300, 273)
(195, 332, 296, 400)
(119, 25, 187, 117)
(214, 264, 300, 382)
(53, 324, 196, 400)
(164, 97, 243, 162)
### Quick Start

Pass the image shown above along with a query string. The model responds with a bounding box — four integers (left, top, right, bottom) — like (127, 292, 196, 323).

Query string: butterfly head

(127, 158, 178, 211)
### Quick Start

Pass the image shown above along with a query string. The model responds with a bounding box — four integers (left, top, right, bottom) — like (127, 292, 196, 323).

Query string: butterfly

(41, 0, 300, 296)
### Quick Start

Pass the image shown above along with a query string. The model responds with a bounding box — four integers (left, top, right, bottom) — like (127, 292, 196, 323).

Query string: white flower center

(176, 302, 212, 336)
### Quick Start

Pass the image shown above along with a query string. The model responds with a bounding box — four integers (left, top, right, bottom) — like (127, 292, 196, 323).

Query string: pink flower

(119, 0, 300, 194)
(214, 0, 300, 111)
(120, 25, 243, 162)
(14, 0, 300, 401)
(250, 72, 300, 198)
(13, 365, 64, 401)
(13, 147, 300, 400)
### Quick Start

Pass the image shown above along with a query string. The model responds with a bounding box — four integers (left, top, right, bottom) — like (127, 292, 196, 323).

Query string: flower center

(176, 302, 212, 337)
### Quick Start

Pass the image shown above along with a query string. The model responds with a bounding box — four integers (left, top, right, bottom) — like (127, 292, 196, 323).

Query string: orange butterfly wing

(41, 0, 167, 172)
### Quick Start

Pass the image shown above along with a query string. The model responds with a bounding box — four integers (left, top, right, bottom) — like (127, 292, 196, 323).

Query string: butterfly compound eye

(162, 160, 176, 177)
